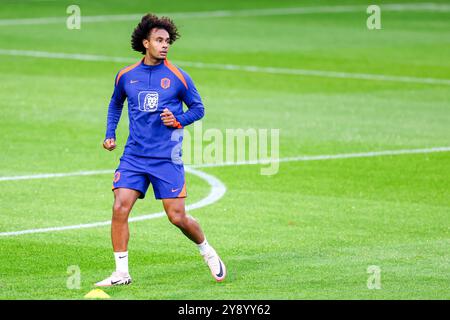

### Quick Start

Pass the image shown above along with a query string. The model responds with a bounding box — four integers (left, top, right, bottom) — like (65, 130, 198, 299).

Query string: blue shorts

(112, 154, 186, 200)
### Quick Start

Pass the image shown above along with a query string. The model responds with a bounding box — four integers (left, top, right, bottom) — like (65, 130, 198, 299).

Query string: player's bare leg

(162, 198, 227, 281)
(95, 188, 140, 287)
(162, 197, 204, 243)
(112, 188, 140, 251)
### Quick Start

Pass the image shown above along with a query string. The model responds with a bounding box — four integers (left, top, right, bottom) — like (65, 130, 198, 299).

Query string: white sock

(197, 239, 213, 256)
(114, 251, 129, 274)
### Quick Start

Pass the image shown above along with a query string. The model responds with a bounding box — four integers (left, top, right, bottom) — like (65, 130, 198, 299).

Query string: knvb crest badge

(138, 91, 159, 112)
(161, 77, 170, 89)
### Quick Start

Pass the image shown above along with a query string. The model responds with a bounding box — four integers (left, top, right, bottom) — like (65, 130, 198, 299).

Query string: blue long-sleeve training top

(105, 58, 205, 159)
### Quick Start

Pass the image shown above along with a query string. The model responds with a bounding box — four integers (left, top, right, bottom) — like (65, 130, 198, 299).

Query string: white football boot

(203, 248, 227, 282)
(95, 271, 132, 287)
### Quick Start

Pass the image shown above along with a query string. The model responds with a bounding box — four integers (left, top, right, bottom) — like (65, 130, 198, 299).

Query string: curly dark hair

(131, 14, 180, 55)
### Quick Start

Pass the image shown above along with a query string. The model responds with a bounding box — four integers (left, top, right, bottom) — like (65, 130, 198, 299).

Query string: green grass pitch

(0, 0, 449, 299)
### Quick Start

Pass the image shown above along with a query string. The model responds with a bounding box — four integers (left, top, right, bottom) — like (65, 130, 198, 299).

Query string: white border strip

(1, 49, 449, 86)
(0, 167, 226, 237)
(0, 3, 449, 26)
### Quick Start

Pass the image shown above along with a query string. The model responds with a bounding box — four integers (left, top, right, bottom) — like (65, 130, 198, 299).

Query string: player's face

(144, 28, 170, 60)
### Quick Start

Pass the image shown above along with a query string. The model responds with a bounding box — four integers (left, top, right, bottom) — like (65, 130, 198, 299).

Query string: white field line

(176, 61, 450, 86)
(0, 3, 449, 26)
(189, 146, 450, 168)
(1, 49, 449, 86)
(0, 146, 449, 236)
(0, 167, 226, 237)
(0, 169, 112, 182)
(1, 147, 449, 183)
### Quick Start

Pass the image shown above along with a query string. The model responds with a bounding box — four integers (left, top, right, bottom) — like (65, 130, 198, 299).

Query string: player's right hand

(103, 138, 116, 151)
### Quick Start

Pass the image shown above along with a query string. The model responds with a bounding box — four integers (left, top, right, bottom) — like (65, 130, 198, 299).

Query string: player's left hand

(160, 108, 182, 128)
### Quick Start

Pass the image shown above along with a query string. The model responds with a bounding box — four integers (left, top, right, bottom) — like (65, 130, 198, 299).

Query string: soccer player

(95, 14, 226, 286)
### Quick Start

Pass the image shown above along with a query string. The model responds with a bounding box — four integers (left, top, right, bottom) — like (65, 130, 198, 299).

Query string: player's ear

(143, 38, 149, 49)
